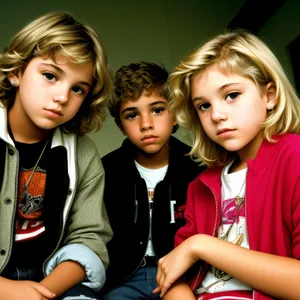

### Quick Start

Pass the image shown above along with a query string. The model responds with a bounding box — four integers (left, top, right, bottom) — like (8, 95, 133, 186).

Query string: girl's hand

(0, 278, 55, 300)
(153, 235, 201, 297)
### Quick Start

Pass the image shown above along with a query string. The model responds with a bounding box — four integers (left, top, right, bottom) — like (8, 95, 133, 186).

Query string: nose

(52, 86, 69, 105)
(140, 114, 154, 132)
(211, 104, 228, 123)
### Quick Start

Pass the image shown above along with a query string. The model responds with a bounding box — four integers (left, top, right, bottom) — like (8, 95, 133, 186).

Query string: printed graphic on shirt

(197, 197, 250, 294)
(16, 166, 46, 242)
(222, 197, 245, 224)
(148, 189, 154, 202)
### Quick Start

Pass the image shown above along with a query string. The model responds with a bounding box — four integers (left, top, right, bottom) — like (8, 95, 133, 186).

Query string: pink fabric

(175, 134, 300, 300)
(196, 290, 252, 300)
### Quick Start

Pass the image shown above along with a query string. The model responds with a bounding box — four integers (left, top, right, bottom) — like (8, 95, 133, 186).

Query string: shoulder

(168, 136, 204, 181)
(270, 133, 300, 157)
(278, 133, 300, 147)
(76, 134, 104, 175)
(169, 136, 191, 155)
(77, 134, 99, 157)
(101, 138, 133, 168)
(252, 133, 300, 172)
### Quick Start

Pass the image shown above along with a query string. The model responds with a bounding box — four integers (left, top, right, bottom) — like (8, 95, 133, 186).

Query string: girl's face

(8, 54, 94, 142)
(191, 64, 276, 164)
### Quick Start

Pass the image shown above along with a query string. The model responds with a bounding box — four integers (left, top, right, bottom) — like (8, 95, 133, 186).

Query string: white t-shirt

(196, 160, 253, 294)
(135, 161, 168, 257)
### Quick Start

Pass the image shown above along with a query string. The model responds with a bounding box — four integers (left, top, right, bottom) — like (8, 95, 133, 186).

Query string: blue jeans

(59, 283, 100, 300)
(103, 267, 160, 300)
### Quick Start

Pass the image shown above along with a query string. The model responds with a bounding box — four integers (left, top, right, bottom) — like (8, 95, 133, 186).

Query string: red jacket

(175, 134, 300, 300)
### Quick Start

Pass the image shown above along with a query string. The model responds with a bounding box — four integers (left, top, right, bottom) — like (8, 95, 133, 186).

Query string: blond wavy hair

(0, 11, 112, 134)
(169, 30, 300, 167)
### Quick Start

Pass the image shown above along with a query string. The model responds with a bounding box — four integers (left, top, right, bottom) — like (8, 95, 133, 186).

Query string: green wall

(257, 0, 300, 87)
(1, 0, 298, 157)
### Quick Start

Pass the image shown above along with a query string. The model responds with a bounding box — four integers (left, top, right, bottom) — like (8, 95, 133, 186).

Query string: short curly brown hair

(109, 61, 175, 125)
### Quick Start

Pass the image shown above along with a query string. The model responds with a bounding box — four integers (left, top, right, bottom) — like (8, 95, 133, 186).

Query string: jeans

(1, 266, 43, 281)
(59, 283, 100, 300)
(103, 267, 160, 300)
(2, 267, 100, 300)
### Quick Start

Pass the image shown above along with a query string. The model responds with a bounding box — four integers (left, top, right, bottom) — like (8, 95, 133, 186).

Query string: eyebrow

(120, 100, 167, 115)
(192, 82, 241, 103)
(40, 63, 92, 88)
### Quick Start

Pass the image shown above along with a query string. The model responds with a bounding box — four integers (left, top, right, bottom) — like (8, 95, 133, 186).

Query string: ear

(265, 82, 277, 110)
(115, 119, 126, 136)
(173, 117, 177, 127)
(7, 71, 22, 88)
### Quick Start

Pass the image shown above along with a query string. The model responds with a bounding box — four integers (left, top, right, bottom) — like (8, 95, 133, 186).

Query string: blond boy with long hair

(0, 12, 112, 299)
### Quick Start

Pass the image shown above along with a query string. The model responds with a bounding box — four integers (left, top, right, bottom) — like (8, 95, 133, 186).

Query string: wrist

(189, 234, 206, 261)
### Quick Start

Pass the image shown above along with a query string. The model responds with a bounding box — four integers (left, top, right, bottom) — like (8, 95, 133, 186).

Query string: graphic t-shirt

(197, 160, 253, 294)
(9, 139, 50, 268)
(135, 161, 168, 257)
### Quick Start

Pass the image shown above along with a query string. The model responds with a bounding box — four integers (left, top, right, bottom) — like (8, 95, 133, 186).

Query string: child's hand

(0, 278, 56, 300)
(153, 235, 201, 297)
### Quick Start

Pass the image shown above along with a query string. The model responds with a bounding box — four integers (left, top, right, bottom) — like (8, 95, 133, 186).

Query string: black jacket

(102, 136, 204, 291)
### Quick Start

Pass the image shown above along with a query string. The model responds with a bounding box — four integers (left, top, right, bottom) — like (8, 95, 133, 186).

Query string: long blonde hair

(0, 11, 112, 134)
(169, 30, 300, 166)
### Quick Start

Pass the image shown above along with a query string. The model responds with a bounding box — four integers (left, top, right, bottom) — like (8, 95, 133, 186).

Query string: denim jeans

(103, 267, 161, 300)
(1, 266, 43, 281)
(59, 283, 100, 300)
(2, 267, 100, 300)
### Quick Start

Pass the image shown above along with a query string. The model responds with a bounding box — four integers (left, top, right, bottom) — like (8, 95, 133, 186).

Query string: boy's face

(8, 54, 93, 139)
(118, 90, 176, 156)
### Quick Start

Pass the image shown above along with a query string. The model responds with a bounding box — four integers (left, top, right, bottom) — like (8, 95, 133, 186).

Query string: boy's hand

(153, 235, 201, 297)
(0, 278, 55, 300)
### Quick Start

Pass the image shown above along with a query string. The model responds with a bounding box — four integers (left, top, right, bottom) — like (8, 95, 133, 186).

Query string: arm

(41, 261, 85, 296)
(44, 135, 112, 294)
(162, 281, 195, 300)
(156, 234, 300, 300)
(0, 276, 55, 300)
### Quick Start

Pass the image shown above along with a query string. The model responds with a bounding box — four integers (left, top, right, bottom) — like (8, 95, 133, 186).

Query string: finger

(156, 257, 164, 283)
(32, 282, 56, 298)
(156, 270, 165, 291)
(160, 277, 174, 298)
(152, 286, 161, 294)
(158, 274, 167, 297)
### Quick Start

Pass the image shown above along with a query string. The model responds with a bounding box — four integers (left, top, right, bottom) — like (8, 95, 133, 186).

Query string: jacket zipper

(192, 181, 219, 291)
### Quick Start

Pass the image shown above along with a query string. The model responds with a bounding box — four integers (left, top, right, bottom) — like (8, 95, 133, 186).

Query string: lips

(217, 128, 236, 135)
(45, 108, 62, 116)
(141, 135, 158, 142)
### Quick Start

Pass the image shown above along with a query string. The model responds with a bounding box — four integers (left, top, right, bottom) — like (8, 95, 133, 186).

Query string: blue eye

(43, 73, 56, 82)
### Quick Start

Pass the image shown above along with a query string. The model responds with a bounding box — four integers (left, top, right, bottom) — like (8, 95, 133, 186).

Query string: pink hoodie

(175, 133, 300, 300)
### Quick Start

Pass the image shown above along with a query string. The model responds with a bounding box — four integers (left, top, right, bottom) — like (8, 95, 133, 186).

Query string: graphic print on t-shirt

(222, 197, 246, 224)
(16, 166, 46, 242)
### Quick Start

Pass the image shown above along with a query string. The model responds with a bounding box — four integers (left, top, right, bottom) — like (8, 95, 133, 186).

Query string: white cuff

(45, 243, 106, 291)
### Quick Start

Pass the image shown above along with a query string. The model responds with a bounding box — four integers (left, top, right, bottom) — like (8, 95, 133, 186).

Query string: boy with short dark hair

(101, 62, 204, 299)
